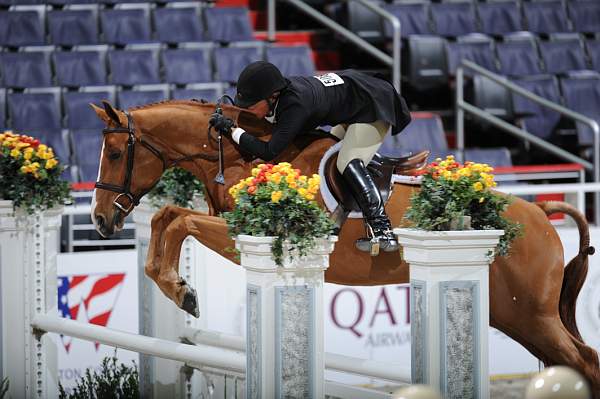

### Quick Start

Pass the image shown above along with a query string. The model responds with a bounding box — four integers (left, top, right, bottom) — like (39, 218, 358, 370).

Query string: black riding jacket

(238, 69, 411, 161)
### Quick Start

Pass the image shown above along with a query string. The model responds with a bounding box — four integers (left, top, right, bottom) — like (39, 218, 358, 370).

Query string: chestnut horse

(90, 100, 600, 394)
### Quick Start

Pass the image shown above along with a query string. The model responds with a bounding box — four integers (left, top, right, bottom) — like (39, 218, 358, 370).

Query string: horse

(90, 99, 600, 395)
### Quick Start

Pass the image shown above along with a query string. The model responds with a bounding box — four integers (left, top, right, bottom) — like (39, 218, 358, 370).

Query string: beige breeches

(331, 120, 390, 173)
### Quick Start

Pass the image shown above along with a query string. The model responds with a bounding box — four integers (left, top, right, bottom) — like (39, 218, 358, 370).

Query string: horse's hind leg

(155, 213, 236, 317)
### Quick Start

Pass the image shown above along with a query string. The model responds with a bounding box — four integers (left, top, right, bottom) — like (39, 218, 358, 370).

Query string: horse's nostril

(96, 215, 105, 228)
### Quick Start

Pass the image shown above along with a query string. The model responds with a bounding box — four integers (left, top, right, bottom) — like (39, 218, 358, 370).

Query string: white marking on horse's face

(91, 138, 105, 233)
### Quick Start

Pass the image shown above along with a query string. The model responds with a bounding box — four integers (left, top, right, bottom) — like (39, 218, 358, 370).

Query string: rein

(95, 111, 221, 215)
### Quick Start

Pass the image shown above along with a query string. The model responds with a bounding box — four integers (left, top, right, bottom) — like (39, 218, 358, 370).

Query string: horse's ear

(101, 100, 121, 125)
(90, 103, 111, 124)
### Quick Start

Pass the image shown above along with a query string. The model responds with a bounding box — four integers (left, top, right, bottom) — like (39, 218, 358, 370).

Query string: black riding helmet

(234, 61, 288, 108)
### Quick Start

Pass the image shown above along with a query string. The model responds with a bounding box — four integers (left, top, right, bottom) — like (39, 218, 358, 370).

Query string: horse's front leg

(156, 213, 237, 317)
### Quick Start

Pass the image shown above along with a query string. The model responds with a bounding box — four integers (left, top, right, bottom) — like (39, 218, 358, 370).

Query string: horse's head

(90, 101, 166, 237)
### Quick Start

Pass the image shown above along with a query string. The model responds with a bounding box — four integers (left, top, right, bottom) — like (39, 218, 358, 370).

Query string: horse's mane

(127, 99, 217, 111)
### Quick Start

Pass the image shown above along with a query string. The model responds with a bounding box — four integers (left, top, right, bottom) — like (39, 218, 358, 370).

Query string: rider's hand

(209, 112, 235, 136)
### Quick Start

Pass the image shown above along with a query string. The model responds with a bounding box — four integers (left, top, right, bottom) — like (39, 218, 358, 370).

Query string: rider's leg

(336, 120, 399, 254)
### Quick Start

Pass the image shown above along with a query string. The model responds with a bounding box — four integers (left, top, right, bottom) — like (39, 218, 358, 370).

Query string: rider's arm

(233, 104, 308, 161)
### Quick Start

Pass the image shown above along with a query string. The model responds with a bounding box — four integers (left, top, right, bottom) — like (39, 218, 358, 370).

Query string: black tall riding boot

(342, 159, 399, 255)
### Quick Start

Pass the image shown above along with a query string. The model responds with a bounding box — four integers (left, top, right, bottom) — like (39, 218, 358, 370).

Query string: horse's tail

(536, 201, 595, 342)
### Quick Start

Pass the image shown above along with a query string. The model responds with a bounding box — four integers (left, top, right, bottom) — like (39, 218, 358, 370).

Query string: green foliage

(0, 378, 9, 399)
(223, 163, 334, 266)
(59, 353, 139, 399)
(147, 167, 204, 209)
(0, 131, 71, 214)
(404, 157, 522, 257)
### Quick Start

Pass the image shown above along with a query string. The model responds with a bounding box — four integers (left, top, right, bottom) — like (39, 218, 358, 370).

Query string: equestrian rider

(219, 61, 411, 254)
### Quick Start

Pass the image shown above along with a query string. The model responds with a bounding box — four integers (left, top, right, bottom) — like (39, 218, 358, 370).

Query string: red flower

(247, 186, 257, 194)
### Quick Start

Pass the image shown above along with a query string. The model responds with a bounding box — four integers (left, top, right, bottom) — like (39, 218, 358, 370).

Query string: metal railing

(456, 59, 600, 222)
(269, 0, 402, 92)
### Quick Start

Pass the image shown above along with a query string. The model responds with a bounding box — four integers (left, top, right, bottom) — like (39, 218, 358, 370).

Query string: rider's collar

(265, 98, 279, 124)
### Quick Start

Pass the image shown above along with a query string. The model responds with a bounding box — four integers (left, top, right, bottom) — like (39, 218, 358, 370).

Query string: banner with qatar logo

(54, 250, 139, 392)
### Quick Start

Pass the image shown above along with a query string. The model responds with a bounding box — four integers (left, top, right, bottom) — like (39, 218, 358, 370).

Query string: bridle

(95, 110, 222, 215)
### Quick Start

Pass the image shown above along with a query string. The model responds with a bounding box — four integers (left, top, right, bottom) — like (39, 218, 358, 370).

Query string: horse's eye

(108, 151, 121, 160)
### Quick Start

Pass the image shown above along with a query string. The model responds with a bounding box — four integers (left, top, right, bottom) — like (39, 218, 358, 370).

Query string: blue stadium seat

(64, 90, 115, 129)
(0, 9, 45, 47)
(214, 46, 262, 83)
(497, 39, 542, 76)
(587, 40, 600, 72)
(473, 75, 513, 119)
(446, 35, 498, 75)
(407, 35, 448, 90)
(538, 37, 587, 75)
(560, 73, 600, 146)
(172, 88, 219, 102)
(162, 49, 212, 85)
(71, 129, 103, 182)
(101, 8, 151, 45)
(511, 75, 562, 140)
(431, 2, 477, 37)
(205, 7, 254, 43)
(464, 148, 512, 167)
(379, 112, 449, 160)
(266, 46, 315, 77)
(48, 8, 98, 46)
(0, 51, 52, 88)
(568, 1, 600, 34)
(383, 3, 431, 38)
(109, 49, 160, 86)
(154, 6, 204, 44)
(0, 89, 6, 130)
(345, 1, 383, 42)
(118, 88, 168, 110)
(54, 50, 107, 87)
(523, 1, 571, 35)
(477, 1, 523, 36)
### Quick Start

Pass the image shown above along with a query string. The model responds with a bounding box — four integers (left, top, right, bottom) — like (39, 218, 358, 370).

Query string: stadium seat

(171, 88, 220, 102)
(0, 89, 6, 130)
(446, 34, 498, 75)
(0, 9, 45, 47)
(64, 90, 115, 129)
(48, 8, 98, 46)
(154, 6, 204, 44)
(161, 49, 212, 85)
(511, 75, 562, 140)
(473, 75, 513, 119)
(560, 73, 600, 146)
(109, 49, 160, 86)
(407, 35, 448, 90)
(523, 1, 571, 35)
(0, 51, 53, 88)
(587, 40, 600, 73)
(204, 7, 254, 43)
(346, 1, 383, 42)
(464, 147, 512, 167)
(477, 1, 523, 36)
(214, 46, 262, 83)
(378, 112, 449, 160)
(497, 39, 543, 76)
(101, 8, 151, 45)
(54, 50, 107, 87)
(431, 2, 477, 37)
(538, 36, 588, 75)
(71, 129, 103, 182)
(118, 87, 169, 110)
(382, 2, 431, 38)
(568, 1, 600, 34)
(266, 46, 315, 77)
(7, 90, 69, 162)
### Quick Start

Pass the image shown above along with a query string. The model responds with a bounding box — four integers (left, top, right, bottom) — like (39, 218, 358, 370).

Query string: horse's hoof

(181, 286, 200, 318)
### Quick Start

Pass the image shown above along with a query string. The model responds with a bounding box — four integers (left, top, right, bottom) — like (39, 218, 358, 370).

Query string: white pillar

(236, 235, 336, 399)
(133, 200, 208, 399)
(0, 200, 61, 399)
(394, 228, 503, 399)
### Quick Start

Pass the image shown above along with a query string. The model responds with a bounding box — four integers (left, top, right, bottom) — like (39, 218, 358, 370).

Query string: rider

(223, 61, 411, 254)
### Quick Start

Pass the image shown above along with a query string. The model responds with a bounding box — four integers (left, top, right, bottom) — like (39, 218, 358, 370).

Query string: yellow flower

(473, 182, 484, 192)
(269, 173, 282, 184)
(45, 158, 58, 169)
(10, 148, 21, 158)
(298, 188, 308, 197)
(285, 174, 296, 184)
(288, 181, 298, 189)
(304, 193, 315, 201)
(251, 167, 260, 177)
(271, 191, 283, 203)
(37, 144, 47, 152)
(30, 162, 40, 171)
(298, 175, 307, 183)
(441, 170, 452, 179)
(20, 165, 29, 174)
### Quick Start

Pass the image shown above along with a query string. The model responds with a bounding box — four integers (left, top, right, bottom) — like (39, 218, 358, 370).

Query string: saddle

(324, 150, 430, 215)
